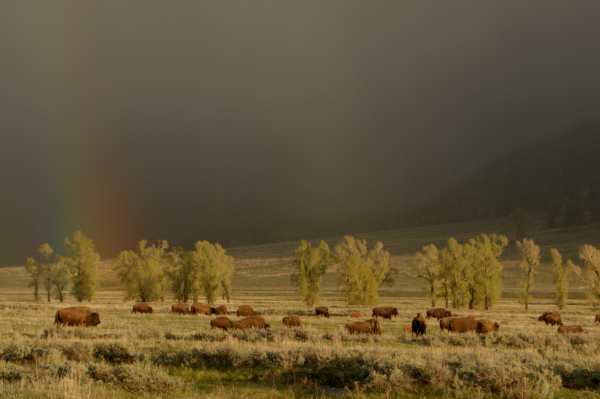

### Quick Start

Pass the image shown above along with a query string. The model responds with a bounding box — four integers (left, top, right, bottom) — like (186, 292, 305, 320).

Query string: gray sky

(1, 2, 600, 265)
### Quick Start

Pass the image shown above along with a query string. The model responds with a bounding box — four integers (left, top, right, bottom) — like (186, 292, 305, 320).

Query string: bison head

(86, 312, 101, 327)
(148, 307, 153, 314)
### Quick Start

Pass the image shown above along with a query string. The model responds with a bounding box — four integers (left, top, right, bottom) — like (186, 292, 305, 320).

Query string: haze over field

(1, 2, 600, 265)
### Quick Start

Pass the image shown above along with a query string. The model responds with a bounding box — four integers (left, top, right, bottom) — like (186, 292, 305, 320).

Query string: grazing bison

(282, 315, 301, 327)
(372, 306, 399, 319)
(172, 303, 190, 315)
(539, 312, 562, 326)
(237, 305, 257, 317)
(232, 315, 270, 330)
(426, 308, 452, 319)
(349, 312, 362, 318)
(132, 303, 153, 314)
(476, 319, 500, 334)
(191, 303, 213, 316)
(210, 316, 233, 331)
(346, 319, 381, 335)
(595, 314, 600, 324)
(439, 317, 456, 332)
(403, 326, 412, 334)
(214, 305, 228, 315)
(558, 325, 584, 334)
(54, 306, 101, 329)
(315, 306, 330, 318)
(412, 313, 427, 337)
(448, 317, 478, 333)
(501, 321, 509, 325)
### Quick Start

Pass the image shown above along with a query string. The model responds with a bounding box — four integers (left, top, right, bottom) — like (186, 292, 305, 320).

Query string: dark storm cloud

(1, 1, 599, 265)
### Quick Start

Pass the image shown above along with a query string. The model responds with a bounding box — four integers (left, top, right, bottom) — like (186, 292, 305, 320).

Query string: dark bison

(191, 303, 213, 316)
(476, 319, 500, 333)
(349, 312, 362, 318)
(172, 303, 190, 315)
(372, 306, 399, 319)
(426, 308, 452, 319)
(558, 325, 584, 334)
(412, 313, 427, 336)
(282, 315, 301, 327)
(595, 314, 600, 324)
(237, 305, 257, 317)
(315, 306, 330, 318)
(232, 315, 270, 330)
(54, 306, 101, 329)
(345, 319, 381, 335)
(210, 316, 233, 331)
(448, 317, 478, 333)
(214, 305, 228, 315)
(439, 317, 455, 332)
(132, 303, 153, 314)
(539, 312, 562, 326)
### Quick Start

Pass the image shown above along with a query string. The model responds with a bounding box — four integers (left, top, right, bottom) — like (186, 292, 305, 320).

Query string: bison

(439, 317, 455, 332)
(426, 308, 452, 319)
(349, 312, 362, 318)
(412, 313, 426, 337)
(191, 303, 213, 316)
(237, 305, 257, 317)
(132, 303, 153, 314)
(346, 319, 381, 335)
(539, 312, 562, 326)
(558, 325, 584, 334)
(232, 315, 270, 330)
(403, 326, 412, 334)
(476, 319, 500, 334)
(448, 317, 478, 333)
(594, 314, 600, 324)
(210, 316, 233, 331)
(282, 315, 301, 327)
(315, 306, 330, 318)
(54, 306, 101, 329)
(214, 305, 228, 315)
(172, 303, 190, 315)
(501, 321, 509, 325)
(372, 306, 399, 319)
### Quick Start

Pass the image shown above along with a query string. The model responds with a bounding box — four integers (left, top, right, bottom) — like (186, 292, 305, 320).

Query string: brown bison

(191, 303, 213, 316)
(132, 303, 153, 314)
(372, 306, 399, 319)
(282, 315, 301, 327)
(349, 312, 362, 318)
(426, 308, 452, 319)
(213, 305, 228, 315)
(439, 317, 456, 332)
(595, 314, 600, 324)
(346, 319, 381, 335)
(412, 313, 426, 337)
(476, 319, 500, 334)
(539, 312, 562, 326)
(315, 306, 330, 318)
(558, 325, 584, 334)
(403, 326, 412, 334)
(237, 305, 257, 317)
(501, 321, 509, 325)
(210, 316, 233, 331)
(232, 315, 270, 330)
(448, 317, 478, 333)
(172, 303, 190, 315)
(54, 306, 101, 329)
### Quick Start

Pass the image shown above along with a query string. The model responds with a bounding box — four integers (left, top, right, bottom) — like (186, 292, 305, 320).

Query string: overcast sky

(1, 2, 599, 265)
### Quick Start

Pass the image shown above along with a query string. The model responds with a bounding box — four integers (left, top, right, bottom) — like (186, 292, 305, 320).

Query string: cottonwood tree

(190, 241, 234, 304)
(165, 247, 199, 303)
(551, 248, 577, 310)
(516, 238, 541, 311)
(413, 244, 441, 307)
(25, 244, 70, 302)
(576, 244, 600, 309)
(64, 231, 100, 302)
(335, 236, 392, 306)
(25, 257, 43, 301)
(114, 240, 168, 303)
(439, 238, 475, 309)
(471, 234, 508, 310)
(290, 240, 336, 306)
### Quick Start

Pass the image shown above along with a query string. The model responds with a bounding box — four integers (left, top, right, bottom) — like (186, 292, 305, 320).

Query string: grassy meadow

(2, 219, 600, 398)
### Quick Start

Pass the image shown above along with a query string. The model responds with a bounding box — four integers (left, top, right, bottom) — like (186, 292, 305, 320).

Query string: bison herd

(52, 304, 595, 336)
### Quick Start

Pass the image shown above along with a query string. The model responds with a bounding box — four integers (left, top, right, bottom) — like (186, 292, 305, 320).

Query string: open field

(2, 220, 600, 398)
